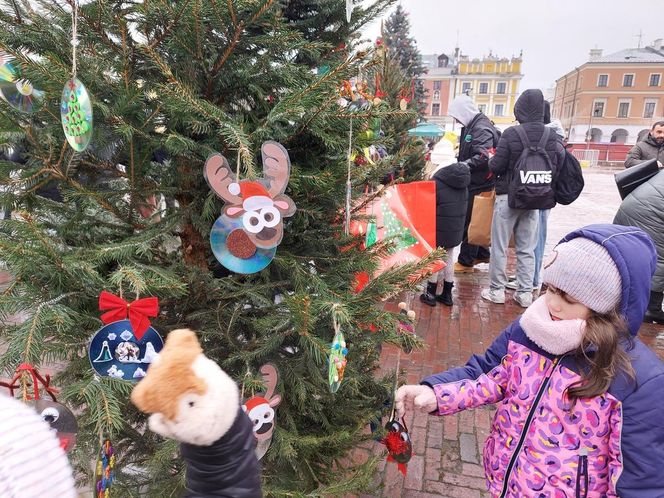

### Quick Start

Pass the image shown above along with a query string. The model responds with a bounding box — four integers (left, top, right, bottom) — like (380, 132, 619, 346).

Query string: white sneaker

(514, 292, 533, 308)
(506, 279, 539, 292)
(481, 288, 505, 304)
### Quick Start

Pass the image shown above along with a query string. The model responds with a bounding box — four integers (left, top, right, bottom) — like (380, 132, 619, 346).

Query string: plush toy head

(131, 329, 239, 446)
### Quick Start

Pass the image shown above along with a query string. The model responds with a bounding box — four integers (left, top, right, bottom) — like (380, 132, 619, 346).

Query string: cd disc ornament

(204, 141, 296, 274)
(89, 292, 163, 381)
(0, 58, 44, 113)
(61, 77, 92, 152)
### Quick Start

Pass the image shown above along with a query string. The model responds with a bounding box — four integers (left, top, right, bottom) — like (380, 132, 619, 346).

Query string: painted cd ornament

(61, 77, 93, 152)
(204, 141, 296, 274)
(89, 319, 163, 381)
(242, 364, 282, 460)
(0, 59, 44, 113)
(328, 330, 348, 393)
(94, 439, 115, 498)
(381, 418, 413, 475)
(210, 214, 277, 274)
(28, 399, 78, 452)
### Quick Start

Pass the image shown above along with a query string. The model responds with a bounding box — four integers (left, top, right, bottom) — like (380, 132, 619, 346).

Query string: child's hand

(395, 384, 437, 419)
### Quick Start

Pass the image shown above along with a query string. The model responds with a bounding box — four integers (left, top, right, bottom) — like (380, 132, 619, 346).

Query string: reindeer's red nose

(227, 229, 256, 259)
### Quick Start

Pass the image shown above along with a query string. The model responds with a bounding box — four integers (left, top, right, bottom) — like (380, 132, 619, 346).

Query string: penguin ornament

(381, 417, 413, 475)
(29, 399, 78, 452)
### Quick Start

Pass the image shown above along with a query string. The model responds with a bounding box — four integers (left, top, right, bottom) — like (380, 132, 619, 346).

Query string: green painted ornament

(61, 78, 92, 152)
(365, 221, 377, 248)
(328, 330, 348, 393)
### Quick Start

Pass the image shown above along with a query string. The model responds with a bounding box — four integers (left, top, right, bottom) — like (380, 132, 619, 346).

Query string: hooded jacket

(181, 407, 262, 497)
(489, 89, 566, 196)
(614, 170, 664, 292)
(422, 224, 664, 498)
(624, 133, 664, 168)
(432, 162, 471, 248)
(449, 95, 499, 194)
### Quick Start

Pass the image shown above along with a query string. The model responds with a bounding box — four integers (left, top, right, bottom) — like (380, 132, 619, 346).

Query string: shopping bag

(467, 190, 495, 247)
(350, 181, 444, 292)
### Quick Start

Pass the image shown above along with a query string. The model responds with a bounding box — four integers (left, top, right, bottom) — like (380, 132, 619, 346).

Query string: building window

(650, 74, 661, 87)
(618, 101, 630, 118)
(461, 82, 472, 94)
(478, 104, 487, 113)
(496, 82, 506, 94)
(597, 74, 609, 87)
(494, 104, 504, 116)
(644, 101, 657, 118)
(593, 101, 605, 117)
(431, 103, 440, 116)
(623, 74, 634, 87)
(433, 81, 442, 91)
(479, 82, 489, 94)
(433, 90, 440, 101)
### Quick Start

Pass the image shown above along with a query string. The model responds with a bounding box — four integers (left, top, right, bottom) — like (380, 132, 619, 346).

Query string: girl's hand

(395, 384, 438, 419)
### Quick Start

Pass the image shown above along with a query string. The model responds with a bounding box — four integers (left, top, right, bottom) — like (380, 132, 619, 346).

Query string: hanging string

(236, 150, 242, 181)
(389, 290, 413, 421)
(239, 365, 251, 400)
(389, 348, 402, 422)
(344, 117, 353, 235)
(71, 0, 79, 78)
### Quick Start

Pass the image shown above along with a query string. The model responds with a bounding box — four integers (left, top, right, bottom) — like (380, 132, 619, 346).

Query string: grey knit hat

(542, 237, 622, 314)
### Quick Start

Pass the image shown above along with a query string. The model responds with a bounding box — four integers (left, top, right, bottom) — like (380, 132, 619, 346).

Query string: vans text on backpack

(508, 126, 556, 210)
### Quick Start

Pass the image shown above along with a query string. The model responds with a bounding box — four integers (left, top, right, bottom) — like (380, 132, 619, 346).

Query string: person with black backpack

(482, 89, 565, 308)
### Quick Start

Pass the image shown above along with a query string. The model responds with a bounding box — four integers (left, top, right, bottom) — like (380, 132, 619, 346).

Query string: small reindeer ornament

(242, 364, 282, 460)
(204, 141, 296, 274)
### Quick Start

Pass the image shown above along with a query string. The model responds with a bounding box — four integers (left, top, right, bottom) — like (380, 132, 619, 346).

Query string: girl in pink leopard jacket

(396, 224, 664, 498)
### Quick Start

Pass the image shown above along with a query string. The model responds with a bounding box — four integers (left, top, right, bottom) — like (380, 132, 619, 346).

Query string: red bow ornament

(98, 291, 159, 340)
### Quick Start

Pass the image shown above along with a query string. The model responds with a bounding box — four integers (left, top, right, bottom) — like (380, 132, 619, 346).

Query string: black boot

(644, 291, 664, 325)
(436, 281, 454, 306)
(420, 282, 437, 307)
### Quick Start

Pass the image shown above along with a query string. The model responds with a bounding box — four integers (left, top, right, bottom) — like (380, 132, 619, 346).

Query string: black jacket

(489, 89, 565, 196)
(614, 170, 664, 292)
(457, 114, 499, 194)
(432, 163, 470, 248)
(181, 408, 262, 497)
(624, 134, 664, 168)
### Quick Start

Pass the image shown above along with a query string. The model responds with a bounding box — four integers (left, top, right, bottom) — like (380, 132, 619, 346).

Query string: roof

(591, 47, 664, 64)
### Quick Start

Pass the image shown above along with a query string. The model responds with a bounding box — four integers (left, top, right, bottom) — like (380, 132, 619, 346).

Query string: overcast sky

(362, 0, 663, 92)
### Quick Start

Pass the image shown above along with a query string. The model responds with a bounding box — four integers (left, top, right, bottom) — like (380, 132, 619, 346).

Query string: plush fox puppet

(131, 329, 262, 498)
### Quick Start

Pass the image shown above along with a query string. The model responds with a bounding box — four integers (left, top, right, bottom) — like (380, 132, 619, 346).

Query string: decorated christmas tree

(382, 4, 428, 111)
(0, 1, 439, 496)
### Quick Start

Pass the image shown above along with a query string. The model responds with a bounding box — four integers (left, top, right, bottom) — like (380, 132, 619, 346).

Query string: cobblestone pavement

(356, 170, 664, 498)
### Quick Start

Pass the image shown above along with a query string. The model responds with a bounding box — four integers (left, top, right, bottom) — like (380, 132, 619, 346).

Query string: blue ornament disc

(88, 320, 163, 382)
(210, 214, 276, 274)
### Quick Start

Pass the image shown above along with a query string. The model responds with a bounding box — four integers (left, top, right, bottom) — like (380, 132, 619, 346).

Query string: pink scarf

(519, 296, 586, 355)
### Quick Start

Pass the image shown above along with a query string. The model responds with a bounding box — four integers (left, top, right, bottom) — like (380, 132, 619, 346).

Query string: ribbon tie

(98, 291, 158, 340)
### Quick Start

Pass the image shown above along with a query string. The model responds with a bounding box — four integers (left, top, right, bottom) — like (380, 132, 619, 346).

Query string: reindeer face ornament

(242, 363, 282, 460)
(204, 141, 296, 274)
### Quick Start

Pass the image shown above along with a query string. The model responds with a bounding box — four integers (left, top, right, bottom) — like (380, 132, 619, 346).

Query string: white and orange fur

(131, 328, 239, 446)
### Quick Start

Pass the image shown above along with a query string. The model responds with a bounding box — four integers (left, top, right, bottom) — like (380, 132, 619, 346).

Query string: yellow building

(453, 53, 523, 131)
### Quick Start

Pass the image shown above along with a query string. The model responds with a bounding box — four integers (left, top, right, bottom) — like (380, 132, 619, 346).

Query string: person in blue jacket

(398, 224, 664, 497)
